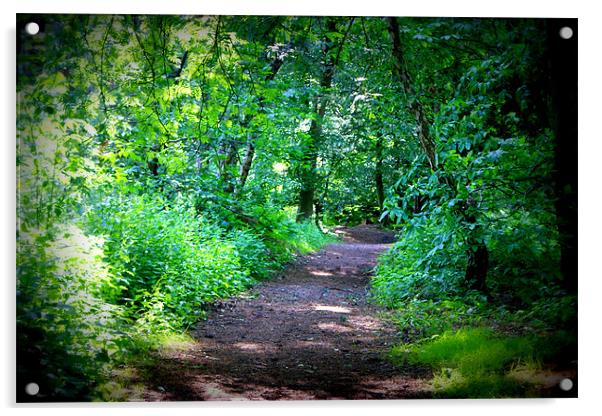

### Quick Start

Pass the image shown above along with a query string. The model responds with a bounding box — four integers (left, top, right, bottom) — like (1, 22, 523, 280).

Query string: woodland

(16, 15, 577, 400)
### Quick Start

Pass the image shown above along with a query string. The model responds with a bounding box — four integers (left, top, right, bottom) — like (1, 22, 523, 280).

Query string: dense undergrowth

(17, 195, 334, 401)
(372, 220, 577, 397)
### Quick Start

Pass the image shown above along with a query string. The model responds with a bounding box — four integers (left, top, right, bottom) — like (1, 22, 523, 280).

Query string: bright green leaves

(157, 144, 188, 175)
(39, 71, 68, 96)
(87, 195, 251, 327)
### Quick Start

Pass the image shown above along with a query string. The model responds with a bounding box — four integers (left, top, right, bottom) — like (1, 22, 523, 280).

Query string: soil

(139, 225, 431, 401)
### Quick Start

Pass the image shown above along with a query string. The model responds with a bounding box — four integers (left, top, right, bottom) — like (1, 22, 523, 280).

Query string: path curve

(142, 225, 429, 400)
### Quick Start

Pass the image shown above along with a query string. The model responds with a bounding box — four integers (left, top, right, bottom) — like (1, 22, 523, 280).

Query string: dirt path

(141, 225, 429, 401)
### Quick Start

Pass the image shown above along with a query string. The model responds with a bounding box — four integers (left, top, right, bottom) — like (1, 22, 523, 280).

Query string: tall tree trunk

(546, 19, 578, 295)
(296, 19, 339, 222)
(463, 201, 489, 293)
(297, 99, 322, 221)
(387, 17, 437, 171)
(375, 135, 390, 226)
(235, 43, 292, 194)
(236, 131, 255, 192)
(221, 142, 239, 194)
(375, 135, 385, 212)
(465, 239, 489, 292)
(387, 16, 489, 292)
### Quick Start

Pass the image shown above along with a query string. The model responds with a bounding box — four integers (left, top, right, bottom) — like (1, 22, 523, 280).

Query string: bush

(88, 194, 335, 332)
(387, 296, 487, 339)
(289, 220, 337, 254)
(507, 293, 577, 331)
(227, 228, 273, 279)
(88, 194, 255, 330)
(246, 204, 337, 263)
(371, 216, 466, 308)
(17, 188, 335, 400)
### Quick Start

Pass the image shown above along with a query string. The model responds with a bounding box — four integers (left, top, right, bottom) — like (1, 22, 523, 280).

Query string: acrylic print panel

(16, 14, 577, 402)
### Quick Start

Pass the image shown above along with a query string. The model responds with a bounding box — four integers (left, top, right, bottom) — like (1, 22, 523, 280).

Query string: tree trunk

(387, 16, 489, 292)
(375, 135, 385, 211)
(375, 135, 390, 225)
(235, 43, 292, 194)
(465, 240, 489, 293)
(296, 19, 338, 221)
(220, 138, 239, 193)
(296, 188, 315, 222)
(236, 132, 255, 193)
(462, 200, 489, 293)
(148, 156, 159, 176)
(387, 17, 437, 171)
(297, 105, 320, 221)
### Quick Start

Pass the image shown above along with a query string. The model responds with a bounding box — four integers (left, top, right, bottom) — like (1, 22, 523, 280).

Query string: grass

(390, 327, 576, 398)
(288, 221, 338, 254)
(97, 331, 198, 401)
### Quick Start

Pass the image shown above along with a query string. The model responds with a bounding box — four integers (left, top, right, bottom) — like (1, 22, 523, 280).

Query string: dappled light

(309, 270, 334, 277)
(232, 342, 275, 353)
(346, 316, 387, 331)
(149, 232, 432, 400)
(317, 322, 354, 333)
(314, 305, 352, 314)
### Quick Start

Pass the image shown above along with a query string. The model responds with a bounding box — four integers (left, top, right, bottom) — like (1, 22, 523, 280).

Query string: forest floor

(135, 225, 431, 401)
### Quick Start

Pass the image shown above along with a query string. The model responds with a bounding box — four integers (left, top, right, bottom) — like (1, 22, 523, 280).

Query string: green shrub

(510, 294, 577, 330)
(17, 188, 335, 400)
(371, 216, 466, 308)
(88, 194, 255, 329)
(88, 194, 335, 332)
(387, 296, 486, 339)
(247, 204, 337, 263)
(227, 228, 273, 279)
(289, 220, 337, 254)
(486, 212, 561, 304)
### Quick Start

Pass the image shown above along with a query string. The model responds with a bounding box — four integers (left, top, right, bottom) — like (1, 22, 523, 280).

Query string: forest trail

(140, 225, 430, 401)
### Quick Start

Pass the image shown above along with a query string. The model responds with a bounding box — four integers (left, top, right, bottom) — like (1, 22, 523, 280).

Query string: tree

(387, 16, 489, 293)
(296, 18, 354, 222)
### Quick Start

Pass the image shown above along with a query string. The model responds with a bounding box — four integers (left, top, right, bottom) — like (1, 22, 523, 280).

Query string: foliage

(503, 293, 577, 331)
(372, 215, 468, 307)
(385, 297, 486, 340)
(370, 21, 575, 396)
(283, 220, 338, 255)
(17, 225, 129, 400)
(87, 194, 250, 328)
(374, 19, 569, 332)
